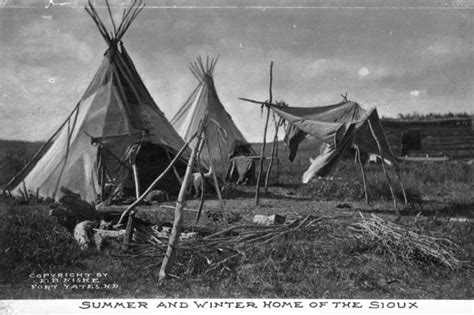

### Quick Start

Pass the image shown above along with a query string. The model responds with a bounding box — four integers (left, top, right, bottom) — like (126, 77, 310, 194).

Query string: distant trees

(388, 112, 470, 121)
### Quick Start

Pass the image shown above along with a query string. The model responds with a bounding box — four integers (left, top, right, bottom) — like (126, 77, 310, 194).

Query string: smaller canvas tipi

(5, 0, 189, 203)
(171, 57, 256, 181)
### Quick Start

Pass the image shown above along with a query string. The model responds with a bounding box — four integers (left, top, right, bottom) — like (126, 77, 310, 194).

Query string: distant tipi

(5, 0, 189, 203)
(171, 57, 256, 180)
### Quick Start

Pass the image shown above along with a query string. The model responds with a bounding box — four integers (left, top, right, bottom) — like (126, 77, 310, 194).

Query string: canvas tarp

(267, 101, 396, 183)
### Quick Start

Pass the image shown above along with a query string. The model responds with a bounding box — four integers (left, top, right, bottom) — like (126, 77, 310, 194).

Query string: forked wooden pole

(159, 121, 206, 282)
(255, 61, 273, 205)
(355, 146, 369, 205)
(367, 119, 400, 218)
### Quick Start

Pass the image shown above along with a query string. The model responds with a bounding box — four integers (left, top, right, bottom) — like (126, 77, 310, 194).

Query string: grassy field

(0, 140, 473, 299)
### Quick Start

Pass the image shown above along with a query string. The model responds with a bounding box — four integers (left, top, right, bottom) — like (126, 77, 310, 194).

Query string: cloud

(410, 90, 420, 97)
(16, 17, 95, 66)
(358, 67, 370, 77)
(428, 38, 467, 56)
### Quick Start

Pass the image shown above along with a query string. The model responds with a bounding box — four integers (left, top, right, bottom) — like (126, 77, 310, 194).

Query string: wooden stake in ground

(355, 146, 369, 204)
(367, 119, 400, 218)
(255, 61, 273, 205)
(158, 120, 206, 282)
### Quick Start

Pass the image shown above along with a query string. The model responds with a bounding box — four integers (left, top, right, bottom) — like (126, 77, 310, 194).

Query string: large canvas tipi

(171, 57, 256, 180)
(5, 1, 189, 203)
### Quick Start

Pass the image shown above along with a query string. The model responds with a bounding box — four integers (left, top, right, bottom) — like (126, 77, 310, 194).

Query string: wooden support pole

(264, 132, 278, 191)
(194, 135, 208, 224)
(203, 139, 229, 226)
(355, 146, 369, 205)
(122, 210, 135, 250)
(367, 120, 400, 218)
(158, 121, 206, 282)
(204, 135, 229, 226)
(132, 163, 140, 200)
(116, 134, 196, 226)
(255, 108, 270, 205)
(275, 129, 280, 184)
(22, 181, 28, 200)
(265, 117, 282, 190)
(395, 167, 408, 207)
(211, 171, 227, 225)
(166, 149, 183, 185)
(255, 61, 273, 205)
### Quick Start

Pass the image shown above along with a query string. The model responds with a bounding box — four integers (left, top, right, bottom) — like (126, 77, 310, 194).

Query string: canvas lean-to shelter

(171, 57, 256, 182)
(5, 0, 190, 203)
(267, 100, 397, 181)
(240, 96, 407, 213)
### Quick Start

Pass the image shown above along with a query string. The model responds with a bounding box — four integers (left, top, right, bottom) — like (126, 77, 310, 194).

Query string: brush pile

(126, 215, 327, 272)
(349, 214, 463, 269)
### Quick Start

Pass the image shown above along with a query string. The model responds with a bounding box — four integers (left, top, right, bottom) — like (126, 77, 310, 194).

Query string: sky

(0, 0, 473, 142)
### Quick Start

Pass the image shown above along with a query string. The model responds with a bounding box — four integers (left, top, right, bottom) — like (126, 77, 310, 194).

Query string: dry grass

(349, 214, 464, 269)
(0, 142, 472, 299)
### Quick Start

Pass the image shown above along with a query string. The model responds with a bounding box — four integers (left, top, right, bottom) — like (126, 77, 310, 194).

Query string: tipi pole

(159, 120, 206, 282)
(367, 119, 400, 218)
(355, 146, 369, 204)
(204, 134, 229, 226)
(255, 61, 274, 205)
(117, 134, 196, 226)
